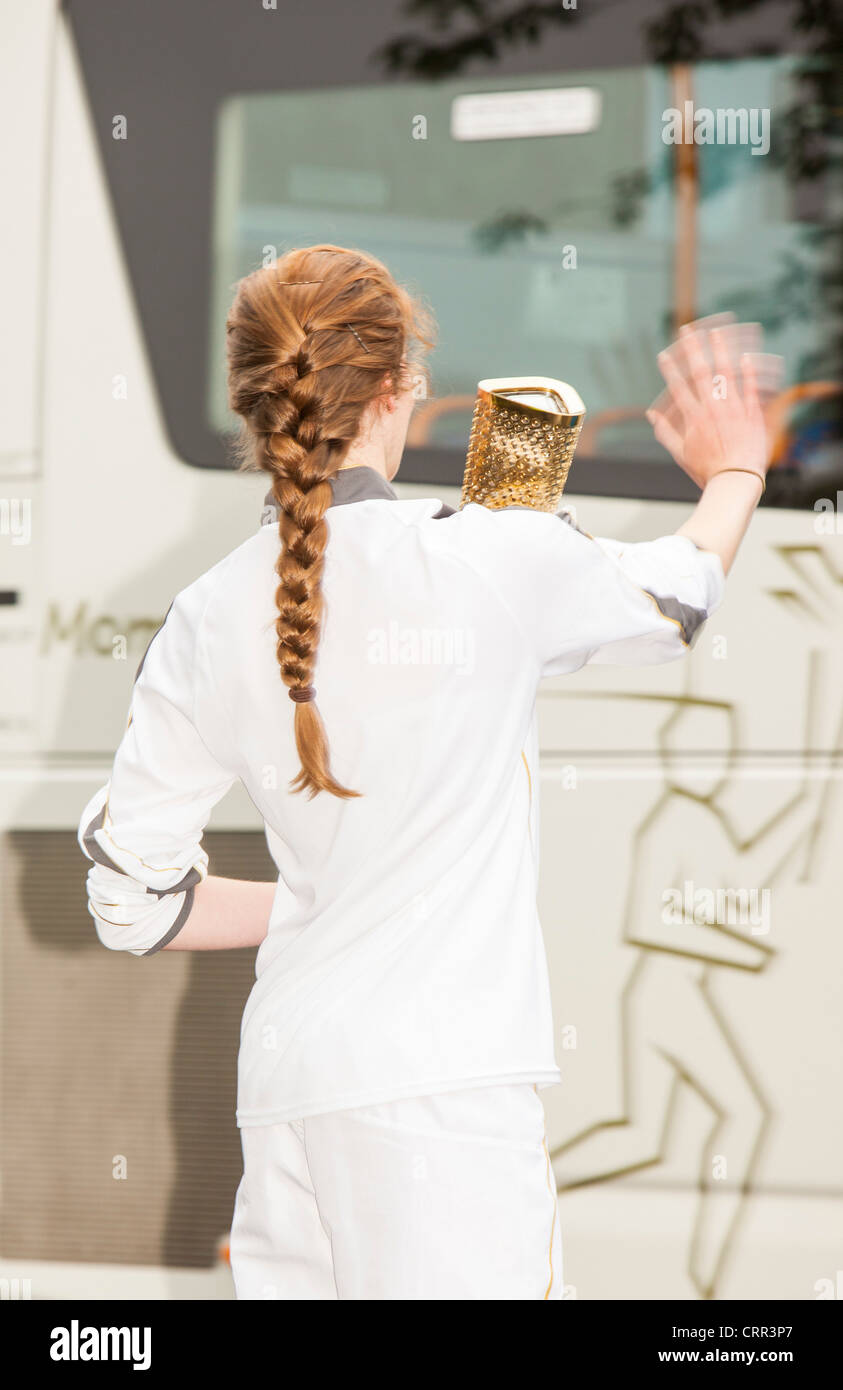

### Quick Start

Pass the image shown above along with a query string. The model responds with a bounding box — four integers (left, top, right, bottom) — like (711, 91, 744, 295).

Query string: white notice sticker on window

(451, 88, 601, 141)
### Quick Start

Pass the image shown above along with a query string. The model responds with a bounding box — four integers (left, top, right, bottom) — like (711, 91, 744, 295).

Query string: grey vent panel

(0, 830, 276, 1268)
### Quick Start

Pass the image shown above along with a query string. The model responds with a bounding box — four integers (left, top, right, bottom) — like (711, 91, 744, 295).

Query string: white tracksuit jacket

(78, 465, 725, 1126)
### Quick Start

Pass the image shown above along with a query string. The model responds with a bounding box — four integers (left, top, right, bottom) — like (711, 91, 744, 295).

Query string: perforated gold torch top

(460, 376, 587, 513)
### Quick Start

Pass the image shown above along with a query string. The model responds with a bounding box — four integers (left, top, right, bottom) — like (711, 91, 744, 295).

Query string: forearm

(675, 470, 764, 575)
(162, 875, 276, 950)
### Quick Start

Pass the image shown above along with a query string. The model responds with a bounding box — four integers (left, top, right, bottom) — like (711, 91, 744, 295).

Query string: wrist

(704, 467, 765, 499)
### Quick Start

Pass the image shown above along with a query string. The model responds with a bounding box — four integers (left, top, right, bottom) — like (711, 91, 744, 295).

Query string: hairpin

(346, 323, 370, 353)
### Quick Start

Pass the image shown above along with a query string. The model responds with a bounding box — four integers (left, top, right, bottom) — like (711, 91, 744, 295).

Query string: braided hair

(225, 244, 435, 799)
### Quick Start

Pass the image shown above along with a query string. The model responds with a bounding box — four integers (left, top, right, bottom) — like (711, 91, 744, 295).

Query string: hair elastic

(290, 685, 316, 703)
(711, 467, 766, 495)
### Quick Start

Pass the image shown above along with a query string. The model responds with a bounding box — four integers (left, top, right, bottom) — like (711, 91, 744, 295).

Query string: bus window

(208, 57, 841, 506)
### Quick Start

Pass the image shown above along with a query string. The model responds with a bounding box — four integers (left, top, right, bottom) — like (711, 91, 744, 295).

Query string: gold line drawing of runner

(549, 654, 842, 1299)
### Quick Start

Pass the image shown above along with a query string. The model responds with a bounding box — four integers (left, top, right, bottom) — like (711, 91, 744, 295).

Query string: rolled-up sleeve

(77, 579, 237, 956)
(457, 505, 726, 677)
(578, 532, 725, 670)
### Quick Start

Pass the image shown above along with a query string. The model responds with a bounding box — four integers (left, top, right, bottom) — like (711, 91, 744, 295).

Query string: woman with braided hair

(78, 242, 772, 1299)
(225, 245, 430, 799)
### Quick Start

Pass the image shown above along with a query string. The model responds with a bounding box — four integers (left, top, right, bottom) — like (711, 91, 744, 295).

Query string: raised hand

(646, 321, 782, 492)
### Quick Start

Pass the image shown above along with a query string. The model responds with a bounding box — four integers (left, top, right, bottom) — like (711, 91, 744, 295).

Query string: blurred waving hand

(646, 313, 784, 492)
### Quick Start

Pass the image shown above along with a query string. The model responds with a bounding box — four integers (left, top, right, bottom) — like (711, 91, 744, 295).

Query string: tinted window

(209, 58, 841, 505)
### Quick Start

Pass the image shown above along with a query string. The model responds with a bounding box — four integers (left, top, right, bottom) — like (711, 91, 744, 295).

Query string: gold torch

(460, 376, 586, 513)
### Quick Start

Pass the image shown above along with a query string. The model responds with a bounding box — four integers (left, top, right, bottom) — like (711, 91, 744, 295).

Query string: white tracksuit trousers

(229, 1083, 563, 1300)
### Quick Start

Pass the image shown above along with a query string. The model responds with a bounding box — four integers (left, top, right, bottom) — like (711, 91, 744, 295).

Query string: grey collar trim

(331, 465, 399, 506)
(261, 466, 398, 525)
